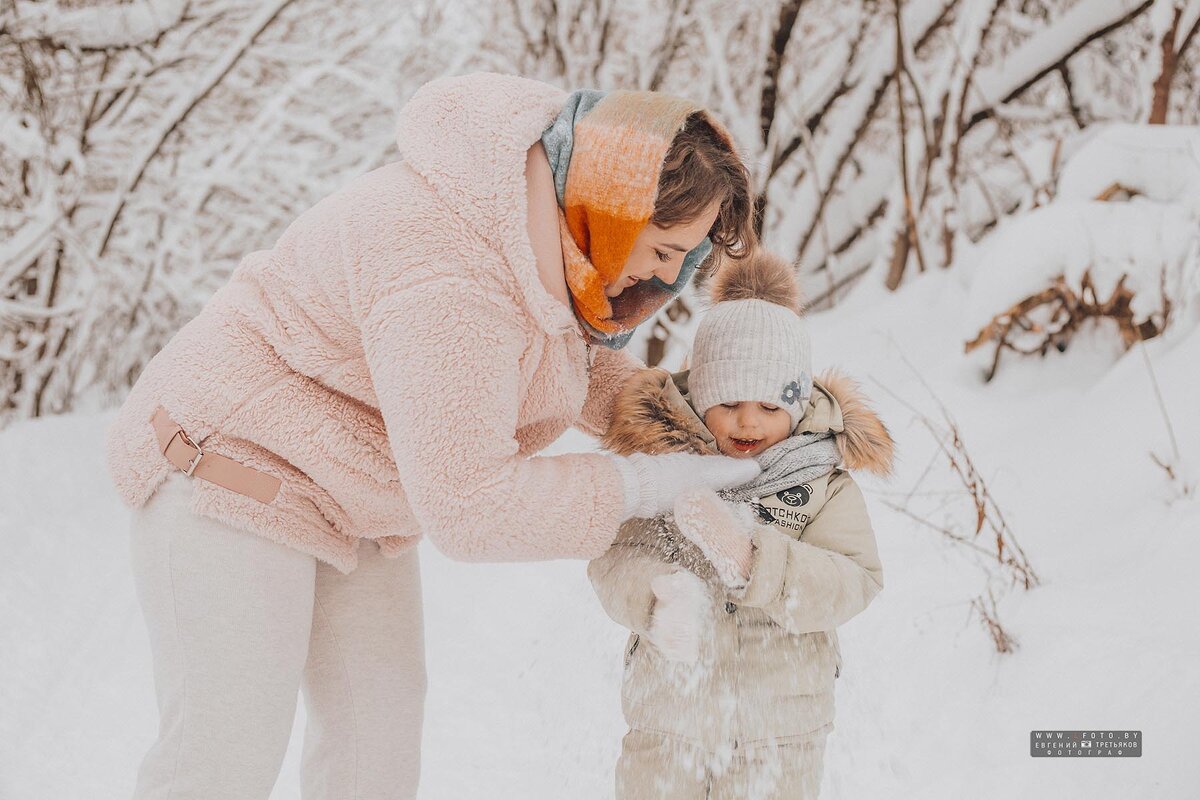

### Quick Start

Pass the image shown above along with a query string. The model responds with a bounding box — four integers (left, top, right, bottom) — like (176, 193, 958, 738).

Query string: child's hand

(646, 569, 710, 664)
(673, 488, 754, 590)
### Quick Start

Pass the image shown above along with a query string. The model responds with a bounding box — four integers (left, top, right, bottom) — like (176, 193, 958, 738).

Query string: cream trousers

(129, 473, 426, 799)
(615, 728, 827, 800)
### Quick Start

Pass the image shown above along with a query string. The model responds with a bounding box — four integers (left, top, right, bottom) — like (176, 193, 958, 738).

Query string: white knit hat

(688, 250, 812, 428)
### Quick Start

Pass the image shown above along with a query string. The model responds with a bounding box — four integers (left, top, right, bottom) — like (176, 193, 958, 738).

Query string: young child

(588, 248, 895, 800)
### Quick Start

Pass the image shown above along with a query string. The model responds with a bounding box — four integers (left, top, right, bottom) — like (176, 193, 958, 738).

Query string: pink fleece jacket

(104, 72, 643, 574)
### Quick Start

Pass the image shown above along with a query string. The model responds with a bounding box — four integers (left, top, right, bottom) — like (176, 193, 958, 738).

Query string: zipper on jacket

(569, 324, 598, 372)
(731, 595, 743, 752)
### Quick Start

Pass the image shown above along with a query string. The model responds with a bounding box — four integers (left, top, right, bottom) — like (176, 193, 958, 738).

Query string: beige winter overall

(590, 367, 891, 800)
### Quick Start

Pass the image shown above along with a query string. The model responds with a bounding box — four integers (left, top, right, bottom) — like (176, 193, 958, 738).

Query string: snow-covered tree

(0, 0, 470, 424)
(483, 0, 1199, 367)
(4, 0, 1198, 421)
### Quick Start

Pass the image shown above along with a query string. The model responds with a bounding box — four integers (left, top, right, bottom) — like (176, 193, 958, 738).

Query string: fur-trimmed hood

(602, 366, 895, 477)
(394, 72, 577, 337)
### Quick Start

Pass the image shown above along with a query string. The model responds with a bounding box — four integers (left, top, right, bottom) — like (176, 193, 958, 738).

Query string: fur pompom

(708, 249, 804, 314)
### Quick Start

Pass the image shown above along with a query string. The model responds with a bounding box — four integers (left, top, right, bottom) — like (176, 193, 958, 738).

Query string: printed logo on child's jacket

(777, 484, 812, 507)
(750, 482, 814, 533)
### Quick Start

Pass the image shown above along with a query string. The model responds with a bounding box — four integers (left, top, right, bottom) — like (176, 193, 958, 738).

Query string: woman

(106, 72, 758, 798)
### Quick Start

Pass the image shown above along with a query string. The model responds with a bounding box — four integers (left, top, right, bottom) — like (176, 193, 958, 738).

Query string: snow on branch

(964, 0, 1155, 133)
(95, 0, 299, 257)
(1057, 123, 1200, 209)
(1, 0, 464, 423)
(11, 0, 187, 50)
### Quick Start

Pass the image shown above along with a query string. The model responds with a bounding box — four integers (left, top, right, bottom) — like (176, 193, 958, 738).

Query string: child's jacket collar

(602, 367, 896, 477)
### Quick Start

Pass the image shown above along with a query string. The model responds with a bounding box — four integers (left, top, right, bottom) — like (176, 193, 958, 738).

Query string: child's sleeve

(574, 346, 644, 438)
(735, 470, 884, 635)
(587, 517, 683, 637)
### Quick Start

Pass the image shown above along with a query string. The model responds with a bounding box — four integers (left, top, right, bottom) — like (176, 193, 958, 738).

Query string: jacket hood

(602, 367, 896, 477)
(394, 72, 576, 334)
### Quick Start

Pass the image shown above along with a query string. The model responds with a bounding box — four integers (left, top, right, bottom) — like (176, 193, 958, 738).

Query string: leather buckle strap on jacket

(150, 406, 281, 504)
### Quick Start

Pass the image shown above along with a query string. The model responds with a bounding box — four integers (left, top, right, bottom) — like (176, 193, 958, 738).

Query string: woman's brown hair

(651, 112, 756, 268)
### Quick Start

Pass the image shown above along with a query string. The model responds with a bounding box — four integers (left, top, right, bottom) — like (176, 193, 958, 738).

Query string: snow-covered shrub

(1057, 123, 1200, 211)
(962, 124, 1200, 380)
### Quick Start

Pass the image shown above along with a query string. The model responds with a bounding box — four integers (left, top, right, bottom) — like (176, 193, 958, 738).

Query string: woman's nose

(652, 258, 684, 285)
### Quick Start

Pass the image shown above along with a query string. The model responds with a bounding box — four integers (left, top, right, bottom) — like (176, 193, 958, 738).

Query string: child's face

(703, 401, 793, 458)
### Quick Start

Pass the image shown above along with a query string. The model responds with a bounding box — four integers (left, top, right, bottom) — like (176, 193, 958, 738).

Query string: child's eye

(760, 404, 781, 412)
(720, 402, 739, 409)
(654, 249, 672, 263)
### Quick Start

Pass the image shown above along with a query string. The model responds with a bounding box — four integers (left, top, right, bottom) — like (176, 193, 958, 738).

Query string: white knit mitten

(646, 569, 711, 664)
(608, 451, 761, 521)
(673, 488, 755, 590)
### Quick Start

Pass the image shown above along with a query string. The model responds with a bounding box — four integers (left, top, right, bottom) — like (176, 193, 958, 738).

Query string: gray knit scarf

(719, 432, 842, 503)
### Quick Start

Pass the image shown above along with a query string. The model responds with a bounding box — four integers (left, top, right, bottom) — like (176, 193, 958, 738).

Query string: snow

(0, 414, 630, 799)
(12, 0, 187, 50)
(958, 123, 1200, 358)
(773, 0, 950, 251)
(3, 251, 1199, 797)
(969, 0, 1153, 117)
(1179, 1, 1200, 52)
(1057, 123, 1200, 211)
(94, 0, 299, 257)
(960, 198, 1200, 338)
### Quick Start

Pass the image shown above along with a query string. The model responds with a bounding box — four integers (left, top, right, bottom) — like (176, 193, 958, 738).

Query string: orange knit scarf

(542, 89, 736, 348)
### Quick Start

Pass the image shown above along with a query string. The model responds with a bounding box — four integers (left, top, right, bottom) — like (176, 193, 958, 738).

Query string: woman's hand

(609, 451, 761, 521)
(673, 488, 755, 590)
(646, 569, 711, 663)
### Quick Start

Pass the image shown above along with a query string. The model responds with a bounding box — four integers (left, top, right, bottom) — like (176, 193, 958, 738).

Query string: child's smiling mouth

(729, 437, 762, 453)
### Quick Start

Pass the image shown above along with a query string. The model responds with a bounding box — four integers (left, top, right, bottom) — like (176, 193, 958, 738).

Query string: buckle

(183, 445, 205, 476)
(168, 428, 205, 476)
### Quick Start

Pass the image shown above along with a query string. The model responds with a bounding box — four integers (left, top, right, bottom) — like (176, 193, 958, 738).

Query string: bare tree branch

(96, 0, 299, 257)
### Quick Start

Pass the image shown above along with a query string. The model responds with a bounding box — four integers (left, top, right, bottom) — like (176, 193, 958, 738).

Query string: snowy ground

(2, 263, 1198, 798)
